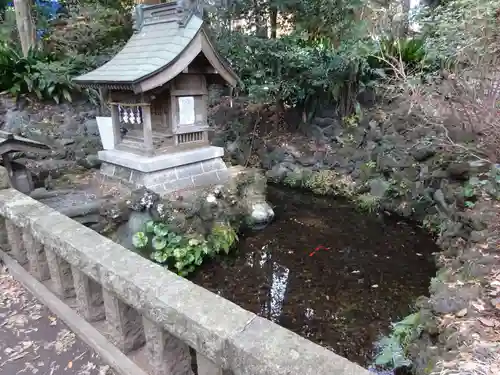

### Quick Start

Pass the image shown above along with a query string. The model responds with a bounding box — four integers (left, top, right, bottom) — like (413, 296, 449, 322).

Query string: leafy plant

(463, 176, 490, 208)
(216, 29, 380, 118)
(356, 193, 381, 213)
(283, 171, 304, 188)
(375, 312, 422, 369)
(0, 42, 95, 103)
(208, 223, 238, 254)
(132, 221, 238, 276)
(370, 37, 431, 74)
(44, 4, 132, 58)
(422, 213, 444, 235)
(303, 170, 337, 195)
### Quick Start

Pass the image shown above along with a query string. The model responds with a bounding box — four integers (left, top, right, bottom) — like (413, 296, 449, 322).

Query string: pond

(190, 186, 438, 367)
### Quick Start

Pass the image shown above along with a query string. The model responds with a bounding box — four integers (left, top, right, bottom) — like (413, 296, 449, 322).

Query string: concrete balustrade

(0, 188, 371, 375)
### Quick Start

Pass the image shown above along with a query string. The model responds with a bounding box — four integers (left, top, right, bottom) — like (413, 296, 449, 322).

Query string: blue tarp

(7, 0, 62, 39)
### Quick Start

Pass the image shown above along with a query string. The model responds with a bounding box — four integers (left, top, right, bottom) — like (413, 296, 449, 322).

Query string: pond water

(190, 186, 438, 367)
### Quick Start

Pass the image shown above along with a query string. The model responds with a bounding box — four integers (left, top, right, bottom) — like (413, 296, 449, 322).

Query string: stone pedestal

(99, 146, 229, 194)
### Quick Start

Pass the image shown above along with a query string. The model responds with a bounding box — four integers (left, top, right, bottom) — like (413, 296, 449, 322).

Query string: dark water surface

(190, 187, 438, 367)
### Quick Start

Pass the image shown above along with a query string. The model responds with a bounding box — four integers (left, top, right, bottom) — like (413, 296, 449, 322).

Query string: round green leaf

(152, 236, 167, 250)
(153, 223, 169, 237)
(132, 232, 148, 248)
(170, 235, 182, 245)
(188, 238, 200, 246)
(151, 251, 169, 263)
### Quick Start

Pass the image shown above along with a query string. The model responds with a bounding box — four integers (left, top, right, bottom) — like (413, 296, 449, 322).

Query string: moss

(303, 170, 337, 195)
(283, 171, 304, 188)
(356, 193, 381, 213)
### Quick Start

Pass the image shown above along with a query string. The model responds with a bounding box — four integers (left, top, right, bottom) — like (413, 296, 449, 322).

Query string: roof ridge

(132, 0, 203, 33)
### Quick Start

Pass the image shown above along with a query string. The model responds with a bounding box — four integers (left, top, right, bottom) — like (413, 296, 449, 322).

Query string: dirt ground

(0, 265, 114, 375)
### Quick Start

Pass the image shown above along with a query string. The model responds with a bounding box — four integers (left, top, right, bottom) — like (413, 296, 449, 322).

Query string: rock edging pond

(211, 99, 500, 374)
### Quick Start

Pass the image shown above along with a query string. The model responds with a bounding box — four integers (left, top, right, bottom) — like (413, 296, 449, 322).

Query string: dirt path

(0, 265, 114, 375)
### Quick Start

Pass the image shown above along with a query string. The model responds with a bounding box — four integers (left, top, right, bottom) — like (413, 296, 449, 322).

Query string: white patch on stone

(250, 202, 275, 224)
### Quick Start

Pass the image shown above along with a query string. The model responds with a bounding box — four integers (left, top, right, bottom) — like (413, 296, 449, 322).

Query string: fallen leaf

(491, 298, 500, 310)
(478, 317, 495, 327)
(471, 301, 485, 312)
(48, 316, 57, 326)
(68, 361, 72, 369)
(456, 308, 468, 317)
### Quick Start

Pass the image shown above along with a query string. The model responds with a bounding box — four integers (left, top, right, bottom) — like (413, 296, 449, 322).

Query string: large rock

(266, 163, 289, 182)
(369, 178, 390, 198)
(411, 146, 436, 162)
(247, 202, 275, 230)
(127, 187, 160, 211)
(114, 210, 152, 250)
(0, 166, 10, 190)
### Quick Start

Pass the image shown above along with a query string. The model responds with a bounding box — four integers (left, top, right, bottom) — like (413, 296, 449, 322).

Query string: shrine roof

(0, 131, 51, 156)
(73, 1, 238, 92)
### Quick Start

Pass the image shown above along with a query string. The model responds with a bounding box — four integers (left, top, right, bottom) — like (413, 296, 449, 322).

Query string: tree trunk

(254, 0, 268, 37)
(270, 3, 277, 38)
(14, 0, 36, 57)
(400, 0, 411, 37)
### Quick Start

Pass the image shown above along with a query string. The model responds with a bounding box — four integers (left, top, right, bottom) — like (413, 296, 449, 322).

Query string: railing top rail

(0, 188, 370, 375)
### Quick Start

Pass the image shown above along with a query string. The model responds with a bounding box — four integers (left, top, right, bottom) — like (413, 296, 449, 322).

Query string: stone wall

(209, 98, 500, 375)
(0, 188, 370, 375)
(100, 157, 229, 194)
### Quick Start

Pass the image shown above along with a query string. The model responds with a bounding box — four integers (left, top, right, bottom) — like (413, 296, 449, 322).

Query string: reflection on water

(191, 186, 438, 367)
(255, 246, 290, 322)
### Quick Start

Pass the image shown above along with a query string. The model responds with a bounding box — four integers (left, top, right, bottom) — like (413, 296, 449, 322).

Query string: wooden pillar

(142, 105, 154, 156)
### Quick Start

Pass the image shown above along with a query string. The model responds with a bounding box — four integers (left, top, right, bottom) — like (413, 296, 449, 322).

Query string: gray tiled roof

(74, 15, 202, 85)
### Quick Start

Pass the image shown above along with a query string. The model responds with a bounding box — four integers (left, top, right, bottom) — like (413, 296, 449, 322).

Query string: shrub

(0, 43, 97, 103)
(0, 44, 53, 94)
(217, 31, 381, 118)
(369, 37, 436, 75)
(419, 0, 500, 63)
(45, 5, 132, 58)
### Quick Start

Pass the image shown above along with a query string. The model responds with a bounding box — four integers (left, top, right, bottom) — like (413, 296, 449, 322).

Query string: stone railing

(0, 188, 370, 375)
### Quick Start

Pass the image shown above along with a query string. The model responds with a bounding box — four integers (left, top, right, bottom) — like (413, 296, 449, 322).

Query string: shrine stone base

(98, 146, 229, 194)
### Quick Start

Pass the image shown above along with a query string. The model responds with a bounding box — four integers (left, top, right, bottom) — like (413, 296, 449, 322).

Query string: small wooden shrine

(0, 131, 51, 194)
(73, 0, 238, 193)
